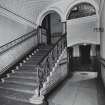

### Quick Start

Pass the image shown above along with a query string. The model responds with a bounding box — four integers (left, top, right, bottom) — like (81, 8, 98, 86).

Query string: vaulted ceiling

(0, 0, 99, 26)
(0, 0, 65, 24)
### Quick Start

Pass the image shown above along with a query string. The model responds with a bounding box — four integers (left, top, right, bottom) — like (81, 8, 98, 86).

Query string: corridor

(48, 71, 105, 105)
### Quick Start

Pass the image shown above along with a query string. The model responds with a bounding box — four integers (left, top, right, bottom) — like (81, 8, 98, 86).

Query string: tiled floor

(48, 71, 102, 105)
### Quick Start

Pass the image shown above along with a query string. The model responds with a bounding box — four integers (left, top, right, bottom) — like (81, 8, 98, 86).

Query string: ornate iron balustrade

(0, 29, 37, 54)
(35, 34, 66, 96)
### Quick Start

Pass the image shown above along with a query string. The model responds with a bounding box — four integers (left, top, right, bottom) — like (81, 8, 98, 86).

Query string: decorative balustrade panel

(40, 48, 67, 95)
(35, 34, 66, 96)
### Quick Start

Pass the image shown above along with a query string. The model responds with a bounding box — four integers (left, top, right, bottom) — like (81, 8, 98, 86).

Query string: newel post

(29, 65, 48, 105)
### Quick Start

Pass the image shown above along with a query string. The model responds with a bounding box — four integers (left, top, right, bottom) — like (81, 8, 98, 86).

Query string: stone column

(67, 47, 73, 77)
(100, 0, 105, 85)
(62, 22, 66, 34)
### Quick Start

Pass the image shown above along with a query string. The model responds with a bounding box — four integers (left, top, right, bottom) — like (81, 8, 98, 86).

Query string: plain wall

(0, 15, 37, 74)
(67, 15, 100, 47)
(0, 15, 33, 46)
(100, 1, 105, 86)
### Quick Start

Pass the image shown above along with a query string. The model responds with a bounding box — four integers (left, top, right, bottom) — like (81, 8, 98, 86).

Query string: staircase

(0, 33, 66, 105)
(0, 44, 52, 105)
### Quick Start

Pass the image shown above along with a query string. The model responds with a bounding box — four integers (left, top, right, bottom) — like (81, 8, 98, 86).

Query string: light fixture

(83, 43, 87, 46)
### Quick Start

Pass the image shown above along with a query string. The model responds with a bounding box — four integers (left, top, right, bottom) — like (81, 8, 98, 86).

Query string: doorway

(79, 45, 91, 64)
(42, 14, 51, 45)
(41, 12, 63, 45)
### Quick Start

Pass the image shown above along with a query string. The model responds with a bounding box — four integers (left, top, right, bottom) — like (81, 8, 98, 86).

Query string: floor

(48, 71, 105, 105)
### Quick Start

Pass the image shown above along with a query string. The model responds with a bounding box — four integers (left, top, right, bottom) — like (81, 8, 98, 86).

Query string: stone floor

(48, 71, 105, 105)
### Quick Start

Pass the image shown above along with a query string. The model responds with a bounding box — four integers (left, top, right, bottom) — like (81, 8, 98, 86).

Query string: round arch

(65, 0, 100, 48)
(65, 0, 99, 20)
(36, 7, 64, 26)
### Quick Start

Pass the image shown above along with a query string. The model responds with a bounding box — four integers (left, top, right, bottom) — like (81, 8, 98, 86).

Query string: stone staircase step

(10, 71, 37, 77)
(32, 54, 46, 58)
(0, 82, 35, 93)
(14, 69, 36, 72)
(0, 96, 35, 105)
(4, 77, 37, 86)
(0, 88, 32, 103)
(23, 61, 39, 66)
(39, 45, 52, 49)
(9, 74, 37, 80)
(20, 65, 37, 70)
(25, 61, 39, 65)
(29, 57, 43, 61)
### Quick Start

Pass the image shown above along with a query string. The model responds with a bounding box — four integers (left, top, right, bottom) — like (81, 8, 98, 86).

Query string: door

(79, 45, 91, 64)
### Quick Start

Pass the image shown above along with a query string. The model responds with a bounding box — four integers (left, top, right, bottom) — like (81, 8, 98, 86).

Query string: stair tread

(14, 69, 36, 72)
(4, 80, 36, 86)
(14, 70, 36, 73)
(20, 65, 37, 70)
(10, 74, 37, 79)
(4, 77, 37, 86)
(10, 72, 37, 77)
(5, 77, 37, 81)
(14, 70, 37, 74)
(39, 45, 52, 49)
(29, 57, 43, 60)
(0, 82, 35, 93)
(0, 88, 32, 103)
(24, 61, 39, 65)
(26, 60, 40, 63)
(0, 97, 36, 105)
(32, 54, 46, 58)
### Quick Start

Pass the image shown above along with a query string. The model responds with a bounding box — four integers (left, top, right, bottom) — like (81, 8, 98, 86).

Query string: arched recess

(65, 0, 99, 20)
(36, 8, 64, 26)
(66, 1, 100, 47)
(36, 8, 65, 45)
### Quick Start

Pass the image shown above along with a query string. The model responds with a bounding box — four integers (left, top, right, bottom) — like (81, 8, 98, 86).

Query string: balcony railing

(35, 34, 67, 96)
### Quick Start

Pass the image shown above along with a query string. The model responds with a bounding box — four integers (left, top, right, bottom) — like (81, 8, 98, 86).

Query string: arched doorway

(40, 12, 64, 45)
(66, 2, 100, 74)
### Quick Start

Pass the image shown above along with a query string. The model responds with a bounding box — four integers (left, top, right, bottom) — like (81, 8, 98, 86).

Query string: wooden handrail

(0, 6, 36, 27)
(0, 29, 37, 54)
